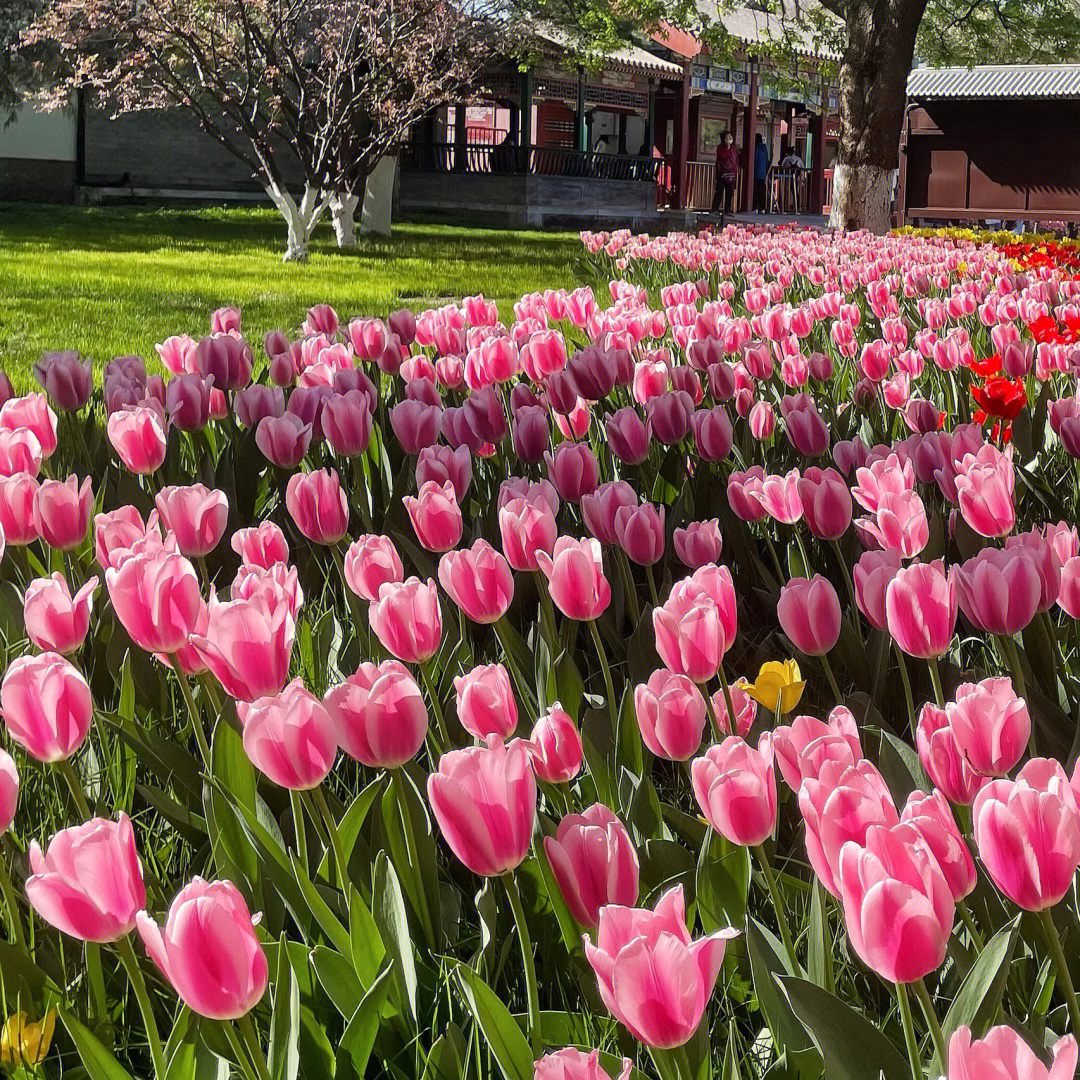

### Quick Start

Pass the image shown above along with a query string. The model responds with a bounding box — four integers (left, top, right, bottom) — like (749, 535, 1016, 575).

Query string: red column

(740, 61, 759, 212)
(675, 61, 692, 208)
(810, 109, 826, 214)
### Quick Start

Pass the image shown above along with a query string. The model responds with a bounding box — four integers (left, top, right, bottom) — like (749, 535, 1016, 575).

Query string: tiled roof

(908, 64, 1080, 100)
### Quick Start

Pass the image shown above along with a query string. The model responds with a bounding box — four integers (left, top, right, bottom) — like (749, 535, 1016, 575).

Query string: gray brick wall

(0, 157, 76, 202)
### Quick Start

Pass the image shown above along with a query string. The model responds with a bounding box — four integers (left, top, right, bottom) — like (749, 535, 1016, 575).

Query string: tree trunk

(359, 156, 397, 237)
(329, 191, 359, 248)
(829, 0, 928, 232)
(265, 181, 330, 262)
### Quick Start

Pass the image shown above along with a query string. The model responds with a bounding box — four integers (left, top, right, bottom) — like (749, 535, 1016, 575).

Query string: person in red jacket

(712, 130, 739, 220)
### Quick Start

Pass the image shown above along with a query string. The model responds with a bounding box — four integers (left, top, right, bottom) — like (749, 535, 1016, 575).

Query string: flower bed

(3, 224, 1080, 1079)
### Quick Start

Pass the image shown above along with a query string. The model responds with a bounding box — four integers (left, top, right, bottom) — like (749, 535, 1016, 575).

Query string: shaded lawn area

(0, 202, 589, 387)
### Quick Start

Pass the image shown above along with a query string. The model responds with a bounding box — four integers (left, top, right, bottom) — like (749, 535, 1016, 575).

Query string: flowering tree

(24, 0, 500, 259)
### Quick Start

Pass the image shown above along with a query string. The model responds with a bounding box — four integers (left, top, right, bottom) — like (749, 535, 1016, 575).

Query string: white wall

(0, 104, 77, 161)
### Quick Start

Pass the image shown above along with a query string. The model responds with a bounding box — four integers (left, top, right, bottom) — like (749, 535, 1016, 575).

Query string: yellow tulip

(0, 1009, 56, 1066)
(740, 660, 805, 715)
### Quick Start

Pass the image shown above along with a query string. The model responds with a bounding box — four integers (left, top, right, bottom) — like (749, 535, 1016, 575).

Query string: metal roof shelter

(908, 63, 1080, 101)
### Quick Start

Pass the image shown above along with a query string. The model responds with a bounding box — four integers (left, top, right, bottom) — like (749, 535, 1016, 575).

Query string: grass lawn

(0, 202, 589, 387)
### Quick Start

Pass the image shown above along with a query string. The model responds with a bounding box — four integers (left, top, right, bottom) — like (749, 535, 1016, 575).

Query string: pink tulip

(946, 676, 1029, 777)
(230, 521, 289, 569)
(1060, 555, 1080, 620)
(1046, 521, 1079, 568)
(712, 681, 757, 736)
(256, 413, 312, 468)
(606, 408, 651, 465)
(236, 679, 337, 789)
(1, 652, 92, 762)
(853, 549, 902, 630)
(404, 480, 462, 554)
(583, 885, 738, 1048)
(581, 481, 637, 546)
(500, 477, 560, 517)
(673, 519, 722, 568)
(529, 704, 583, 783)
(852, 453, 914, 513)
(545, 441, 600, 503)
(165, 372, 213, 431)
(1004, 528, 1062, 613)
(286, 468, 349, 546)
(26, 814, 145, 943)
(614, 502, 664, 566)
(155, 485, 229, 558)
(543, 803, 639, 929)
(499, 495, 557, 572)
(0, 393, 57, 458)
(858, 488, 929, 558)
(886, 560, 956, 658)
(34, 351, 93, 412)
(324, 661, 428, 769)
(94, 506, 166, 571)
(692, 405, 734, 462)
(106, 548, 203, 655)
(799, 758, 899, 897)
(390, 400, 442, 456)
(777, 575, 841, 657)
(749, 400, 776, 440)
(973, 758, 1080, 910)
(454, 663, 517, 741)
(837, 822, 953, 983)
(773, 705, 863, 791)
(0, 472, 39, 546)
(901, 789, 976, 901)
(646, 390, 694, 444)
(534, 1049, 632, 1080)
(916, 702, 987, 806)
(107, 406, 168, 474)
(23, 573, 97, 654)
(693, 733, 777, 847)
(343, 534, 403, 602)
(756, 469, 803, 524)
(191, 592, 295, 702)
(0, 427, 43, 477)
(797, 467, 852, 540)
(231, 562, 303, 619)
(0, 748, 16, 833)
(138, 878, 268, 1020)
(955, 444, 1015, 537)
(780, 393, 828, 456)
(416, 444, 472, 500)
(951, 546, 1041, 636)
(322, 391, 372, 457)
(634, 669, 707, 761)
(727, 466, 769, 523)
(428, 737, 536, 876)
(33, 475, 93, 551)
(369, 578, 442, 663)
(653, 565, 738, 683)
(947, 1025, 1077, 1080)
(438, 540, 514, 624)
(233, 384, 284, 431)
(536, 537, 611, 621)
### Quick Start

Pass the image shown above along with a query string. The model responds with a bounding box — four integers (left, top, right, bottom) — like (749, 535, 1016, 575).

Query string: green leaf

(349, 886, 386, 990)
(806, 881, 831, 991)
(453, 962, 534, 1080)
(423, 1023, 469, 1080)
(61, 1009, 136, 1080)
(310, 946, 364, 1019)
(205, 715, 259, 894)
(746, 919, 822, 1079)
(289, 852, 351, 956)
(875, 728, 930, 806)
(338, 964, 394, 1076)
(932, 922, 1018, 1076)
(372, 851, 418, 1021)
(777, 976, 911, 1080)
(268, 934, 300, 1080)
(696, 830, 750, 932)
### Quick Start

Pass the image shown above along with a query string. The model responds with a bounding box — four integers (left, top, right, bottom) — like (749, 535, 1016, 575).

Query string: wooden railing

(401, 141, 661, 182)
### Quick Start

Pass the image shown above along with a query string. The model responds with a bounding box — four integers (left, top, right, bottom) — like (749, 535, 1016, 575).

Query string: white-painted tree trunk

(329, 192, 359, 248)
(828, 163, 895, 233)
(359, 157, 397, 237)
(265, 181, 331, 261)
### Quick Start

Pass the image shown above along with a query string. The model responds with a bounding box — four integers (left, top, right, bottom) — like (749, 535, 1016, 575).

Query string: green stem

(236, 1013, 273, 1080)
(503, 874, 540, 1054)
(290, 791, 309, 875)
(419, 660, 452, 752)
(956, 900, 984, 950)
(701, 684, 724, 739)
(616, 552, 641, 624)
(999, 635, 1028, 700)
(911, 978, 947, 1072)
(588, 619, 620, 735)
(819, 651, 844, 704)
(116, 934, 166, 1080)
(223, 1020, 260, 1080)
(85, 941, 108, 1030)
(1039, 907, 1080, 1037)
(170, 658, 212, 768)
(0, 853, 27, 950)
(895, 646, 917, 740)
(754, 845, 799, 972)
(830, 538, 860, 626)
(393, 770, 436, 948)
(57, 758, 91, 819)
(645, 562, 660, 608)
(308, 787, 350, 900)
(716, 663, 739, 735)
(927, 657, 946, 708)
(895, 981, 923, 1080)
